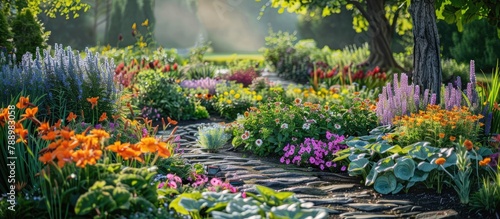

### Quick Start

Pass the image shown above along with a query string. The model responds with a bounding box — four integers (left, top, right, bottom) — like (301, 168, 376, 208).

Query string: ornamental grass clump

(196, 124, 231, 152)
(280, 131, 347, 171)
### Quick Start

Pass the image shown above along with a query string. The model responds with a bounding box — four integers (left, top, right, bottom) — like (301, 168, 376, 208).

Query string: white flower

(241, 134, 249, 140)
(255, 139, 263, 147)
(302, 123, 310, 130)
(334, 124, 341, 129)
(281, 123, 289, 129)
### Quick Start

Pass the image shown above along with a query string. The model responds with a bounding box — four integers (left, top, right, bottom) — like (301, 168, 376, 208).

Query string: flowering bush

(226, 67, 259, 87)
(180, 77, 223, 94)
(214, 82, 262, 120)
(232, 100, 344, 156)
(389, 105, 484, 147)
(280, 131, 348, 171)
(114, 58, 181, 88)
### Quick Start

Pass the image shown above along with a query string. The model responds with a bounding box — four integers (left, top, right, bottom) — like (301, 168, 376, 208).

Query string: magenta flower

(211, 178, 222, 186)
(341, 166, 347, 171)
(280, 157, 285, 163)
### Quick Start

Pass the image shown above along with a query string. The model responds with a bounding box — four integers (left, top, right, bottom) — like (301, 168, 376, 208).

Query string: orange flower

(14, 123, 28, 143)
(89, 129, 110, 140)
(66, 112, 77, 122)
(479, 157, 491, 166)
(438, 133, 445, 139)
(99, 112, 107, 122)
(72, 149, 102, 168)
(157, 143, 172, 158)
(463, 139, 473, 150)
(54, 119, 62, 129)
(42, 131, 58, 141)
(106, 141, 142, 160)
(54, 149, 73, 168)
(449, 136, 456, 142)
(87, 97, 99, 109)
(435, 157, 446, 165)
(167, 117, 178, 125)
(244, 111, 249, 117)
(16, 96, 30, 109)
(39, 152, 54, 164)
(0, 108, 8, 127)
(137, 137, 166, 153)
(21, 107, 38, 119)
(60, 130, 75, 140)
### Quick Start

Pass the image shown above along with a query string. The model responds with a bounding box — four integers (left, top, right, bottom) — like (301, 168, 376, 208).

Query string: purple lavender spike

(430, 93, 437, 105)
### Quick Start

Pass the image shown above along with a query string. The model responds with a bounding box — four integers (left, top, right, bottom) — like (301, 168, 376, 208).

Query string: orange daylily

(38, 121, 51, 133)
(99, 112, 108, 122)
(157, 143, 172, 158)
(54, 149, 73, 168)
(87, 97, 99, 109)
(479, 157, 491, 166)
(438, 133, 445, 139)
(89, 129, 110, 141)
(463, 139, 473, 150)
(449, 136, 456, 142)
(0, 108, 8, 127)
(66, 112, 77, 122)
(39, 152, 54, 164)
(167, 117, 178, 125)
(42, 131, 58, 141)
(72, 149, 102, 168)
(53, 119, 62, 129)
(106, 141, 142, 161)
(21, 107, 38, 119)
(60, 129, 75, 140)
(16, 96, 31, 109)
(137, 137, 167, 153)
(435, 157, 446, 165)
(14, 123, 28, 143)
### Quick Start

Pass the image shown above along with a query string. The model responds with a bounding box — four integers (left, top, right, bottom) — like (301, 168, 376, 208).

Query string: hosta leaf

(75, 190, 116, 215)
(374, 172, 397, 194)
(365, 166, 378, 186)
(392, 183, 404, 194)
(346, 140, 368, 149)
(372, 142, 396, 154)
(179, 198, 207, 211)
(393, 157, 415, 180)
(348, 158, 369, 176)
(410, 169, 429, 182)
(417, 161, 438, 172)
(374, 157, 395, 173)
(112, 187, 131, 210)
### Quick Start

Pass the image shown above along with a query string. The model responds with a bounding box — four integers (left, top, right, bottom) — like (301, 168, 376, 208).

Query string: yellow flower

(255, 95, 263, 101)
(132, 23, 137, 30)
(224, 91, 229, 96)
(234, 93, 241, 99)
(332, 94, 340, 99)
(230, 90, 235, 95)
(139, 42, 147, 48)
(226, 99, 232, 104)
(141, 19, 149, 27)
(342, 89, 349, 94)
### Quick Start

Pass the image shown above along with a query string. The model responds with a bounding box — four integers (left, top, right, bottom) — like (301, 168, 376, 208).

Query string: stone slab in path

(344, 203, 398, 212)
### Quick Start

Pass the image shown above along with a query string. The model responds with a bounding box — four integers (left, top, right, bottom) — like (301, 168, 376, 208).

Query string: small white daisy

(302, 123, 310, 130)
(281, 123, 289, 129)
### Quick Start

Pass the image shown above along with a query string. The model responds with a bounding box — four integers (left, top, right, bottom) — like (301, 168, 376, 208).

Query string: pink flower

(320, 164, 324, 170)
(167, 181, 177, 189)
(158, 182, 165, 189)
(309, 157, 316, 164)
(286, 159, 290, 164)
(280, 157, 285, 163)
(326, 161, 332, 167)
(211, 178, 222, 186)
(242, 192, 247, 198)
(341, 166, 347, 171)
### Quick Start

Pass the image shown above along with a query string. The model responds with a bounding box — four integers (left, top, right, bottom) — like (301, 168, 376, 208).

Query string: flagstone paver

(162, 123, 463, 218)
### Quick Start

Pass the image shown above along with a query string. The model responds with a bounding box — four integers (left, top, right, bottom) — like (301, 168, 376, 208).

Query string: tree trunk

(352, 0, 403, 71)
(409, 0, 442, 102)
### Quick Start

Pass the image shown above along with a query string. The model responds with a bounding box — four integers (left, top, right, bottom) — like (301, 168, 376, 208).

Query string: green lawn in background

(203, 53, 264, 64)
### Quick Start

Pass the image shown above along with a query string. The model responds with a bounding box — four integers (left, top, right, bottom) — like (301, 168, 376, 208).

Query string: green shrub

(135, 69, 196, 120)
(184, 63, 216, 80)
(11, 9, 45, 57)
(0, 9, 12, 51)
(441, 59, 469, 85)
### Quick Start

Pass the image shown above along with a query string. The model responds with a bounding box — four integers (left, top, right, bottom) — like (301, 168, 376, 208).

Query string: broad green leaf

(374, 172, 397, 194)
(75, 191, 116, 215)
(170, 192, 203, 215)
(112, 187, 131, 210)
(206, 202, 228, 213)
(346, 139, 368, 148)
(348, 158, 369, 176)
(365, 166, 378, 186)
(392, 183, 404, 194)
(374, 157, 395, 173)
(274, 192, 294, 201)
(417, 161, 437, 172)
(130, 196, 155, 211)
(393, 157, 415, 180)
(256, 185, 276, 197)
(410, 169, 429, 182)
(179, 198, 207, 211)
(373, 142, 396, 154)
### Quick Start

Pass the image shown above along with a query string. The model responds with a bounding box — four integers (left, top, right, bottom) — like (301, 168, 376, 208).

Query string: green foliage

(214, 82, 260, 120)
(184, 63, 216, 80)
(196, 124, 231, 152)
(135, 69, 196, 121)
(441, 59, 469, 85)
(11, 8, 45, 57)
(436, 0, 500, 34)
(194, 104, 210, 120)
(470, 165, 500, 215)
(169, 185, 327, 219)
(156, 156, 193, 180)
(336, 128, 493, 195)
(260, 30, 314, 83)
(75, 166, 158, 217)
(0, 9, 12, 51)
(107, 0, 124, 46)
(449, 20, 500, 71)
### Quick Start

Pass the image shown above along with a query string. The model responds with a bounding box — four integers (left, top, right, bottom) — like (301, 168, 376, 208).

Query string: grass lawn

(203, 53, 264, 64)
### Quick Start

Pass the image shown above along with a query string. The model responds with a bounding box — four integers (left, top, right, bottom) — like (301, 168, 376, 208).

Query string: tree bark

(410, 0, 442, 102)
(351, 0, 403, 71)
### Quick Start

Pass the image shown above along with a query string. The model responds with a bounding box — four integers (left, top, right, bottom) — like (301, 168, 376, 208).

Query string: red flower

(173, 63, 178, 71)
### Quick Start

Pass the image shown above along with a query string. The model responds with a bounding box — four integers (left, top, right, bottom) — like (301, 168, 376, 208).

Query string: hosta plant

(169, 185, 327, 219)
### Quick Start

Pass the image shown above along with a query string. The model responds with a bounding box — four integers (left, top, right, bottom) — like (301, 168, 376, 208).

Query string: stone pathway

(159, 123, 460, 219)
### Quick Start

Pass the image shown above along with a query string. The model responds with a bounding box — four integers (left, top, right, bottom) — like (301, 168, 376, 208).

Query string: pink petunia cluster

(280, 131, 347, 171)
